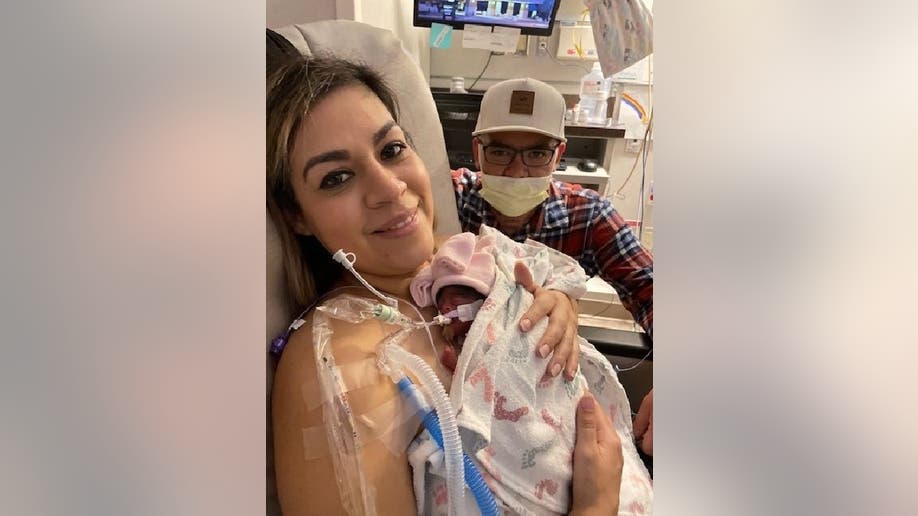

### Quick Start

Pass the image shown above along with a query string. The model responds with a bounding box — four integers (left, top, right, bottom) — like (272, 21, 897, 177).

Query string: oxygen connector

(371, 303, 450, 329)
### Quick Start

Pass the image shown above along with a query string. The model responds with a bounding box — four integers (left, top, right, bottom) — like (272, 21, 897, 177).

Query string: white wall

(606, 138, 654, 248)
(356, 0, 431, 78)
(267, 0, 336, 28)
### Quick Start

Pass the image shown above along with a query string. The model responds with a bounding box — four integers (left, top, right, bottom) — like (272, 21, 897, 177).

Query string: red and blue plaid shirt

(451, 168, 653, 337)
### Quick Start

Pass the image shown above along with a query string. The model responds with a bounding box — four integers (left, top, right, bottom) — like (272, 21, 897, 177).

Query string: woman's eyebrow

(302, 150, 349, 179)
(373, 120, 398, 145)
(302, 121, 397, 179)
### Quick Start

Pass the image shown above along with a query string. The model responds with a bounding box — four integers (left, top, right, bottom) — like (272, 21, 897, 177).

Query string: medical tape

(301, 392, 421, 460)
(311, 311, 375, 515)
(301, 357, 384, 411)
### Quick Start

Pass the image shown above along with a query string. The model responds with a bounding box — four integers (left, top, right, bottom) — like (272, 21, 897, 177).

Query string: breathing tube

(394, 375, 500, 516)
(321, 249, 499, 516)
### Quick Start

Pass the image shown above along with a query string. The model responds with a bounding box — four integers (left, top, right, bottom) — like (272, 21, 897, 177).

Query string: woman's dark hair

(266, 54, 400, 310)
(266, 28, 302, 75)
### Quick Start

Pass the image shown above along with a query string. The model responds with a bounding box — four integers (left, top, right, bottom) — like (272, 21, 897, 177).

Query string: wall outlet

(537, 37, 549, 55)
(625, 139, 643, 153)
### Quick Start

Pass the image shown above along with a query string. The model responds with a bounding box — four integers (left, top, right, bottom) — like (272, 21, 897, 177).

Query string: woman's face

(287, 85, 436, 278)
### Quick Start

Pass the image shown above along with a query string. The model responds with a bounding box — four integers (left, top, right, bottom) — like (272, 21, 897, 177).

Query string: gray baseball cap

(473, 77, 567, 142)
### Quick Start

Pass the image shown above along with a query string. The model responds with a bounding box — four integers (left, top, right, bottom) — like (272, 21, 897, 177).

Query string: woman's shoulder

(272, 294, 398, 429)
(275, 296, 388, 379)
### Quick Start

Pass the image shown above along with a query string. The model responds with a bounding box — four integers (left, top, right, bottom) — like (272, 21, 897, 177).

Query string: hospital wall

(267, 0, 335, 28)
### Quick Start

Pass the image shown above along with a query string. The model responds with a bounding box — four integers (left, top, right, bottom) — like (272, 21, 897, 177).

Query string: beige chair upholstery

(266, 20, 459, 515)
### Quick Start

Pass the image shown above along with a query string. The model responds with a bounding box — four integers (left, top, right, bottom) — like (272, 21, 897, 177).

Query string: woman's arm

(272, 313, 419, 515)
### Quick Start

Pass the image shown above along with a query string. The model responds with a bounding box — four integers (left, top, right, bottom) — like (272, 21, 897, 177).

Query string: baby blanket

(410, 225, 653, 515)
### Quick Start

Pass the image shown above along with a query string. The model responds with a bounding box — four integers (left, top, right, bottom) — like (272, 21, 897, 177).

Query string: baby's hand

(514, 261, 581, 381)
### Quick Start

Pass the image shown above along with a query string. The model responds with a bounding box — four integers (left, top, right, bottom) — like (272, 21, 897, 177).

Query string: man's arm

(585, 199, 654, 337)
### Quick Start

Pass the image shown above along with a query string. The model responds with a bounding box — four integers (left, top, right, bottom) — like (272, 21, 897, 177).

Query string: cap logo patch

(508, 90, 535, 115)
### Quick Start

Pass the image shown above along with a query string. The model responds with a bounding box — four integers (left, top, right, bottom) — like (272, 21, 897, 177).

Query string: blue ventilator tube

(396, 377, 500, 516)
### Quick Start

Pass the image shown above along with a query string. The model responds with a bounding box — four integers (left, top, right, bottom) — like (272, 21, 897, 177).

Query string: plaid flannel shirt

(451, 168, 653, 337)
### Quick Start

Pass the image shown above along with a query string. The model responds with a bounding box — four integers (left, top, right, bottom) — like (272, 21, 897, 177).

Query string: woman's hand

(570, 393, 623, 516)
(514, 261, 581, 381)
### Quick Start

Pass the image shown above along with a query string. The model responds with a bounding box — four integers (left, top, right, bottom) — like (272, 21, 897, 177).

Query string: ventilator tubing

(396, 377, 500, 516)
(378, 336, 466, 515)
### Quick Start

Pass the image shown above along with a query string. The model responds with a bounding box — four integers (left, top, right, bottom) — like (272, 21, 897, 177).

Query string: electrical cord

(636, 108, 653, 240)
(613, 59, 654, 199)
(467, 51, 495, 92)
(614, 111, 651, 199)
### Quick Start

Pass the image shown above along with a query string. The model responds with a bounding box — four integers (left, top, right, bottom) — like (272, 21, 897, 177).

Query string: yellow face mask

(479, 174, 551, 217)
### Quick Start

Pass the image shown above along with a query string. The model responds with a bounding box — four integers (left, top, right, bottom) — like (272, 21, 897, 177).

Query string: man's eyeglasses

(481, 144, 558, 167)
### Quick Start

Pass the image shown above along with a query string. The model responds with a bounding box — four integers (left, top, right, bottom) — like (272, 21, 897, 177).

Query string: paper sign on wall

(461, 24, 521, 53)
(489, 26, 521, 53)
(462, 24, 492, 50)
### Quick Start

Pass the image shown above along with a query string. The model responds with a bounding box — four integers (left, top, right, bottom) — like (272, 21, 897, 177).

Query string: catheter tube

(383, 342, 465, 515)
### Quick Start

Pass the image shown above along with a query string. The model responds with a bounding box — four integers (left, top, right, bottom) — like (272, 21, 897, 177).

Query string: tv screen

(414, 1, 560, 37)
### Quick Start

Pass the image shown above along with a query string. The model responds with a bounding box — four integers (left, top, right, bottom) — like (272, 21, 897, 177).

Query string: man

(450, 77, 654, 456)
(452, 77, 653, 336)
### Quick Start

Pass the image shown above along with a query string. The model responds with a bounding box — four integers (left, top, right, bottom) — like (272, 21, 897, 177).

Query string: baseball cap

(473, 77, 567, 142)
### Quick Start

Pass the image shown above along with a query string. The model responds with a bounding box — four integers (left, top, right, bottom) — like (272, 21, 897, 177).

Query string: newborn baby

(411, 231, 496, 373)
(435, 284, 485, 372)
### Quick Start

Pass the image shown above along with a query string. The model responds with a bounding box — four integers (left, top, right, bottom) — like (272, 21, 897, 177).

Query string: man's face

(473, 131, 566, 179)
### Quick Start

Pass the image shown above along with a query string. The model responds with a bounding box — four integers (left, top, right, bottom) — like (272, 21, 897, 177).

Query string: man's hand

(633, 389, 653, 456)
(514, 261, 581, 381)
(570, 393, 623, 516)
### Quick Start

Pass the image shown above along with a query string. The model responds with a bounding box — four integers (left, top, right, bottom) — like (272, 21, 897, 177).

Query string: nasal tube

(396, 376, 500, 516)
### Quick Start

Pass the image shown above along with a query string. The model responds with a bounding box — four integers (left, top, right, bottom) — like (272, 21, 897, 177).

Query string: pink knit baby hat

(410, 232, 496, 307)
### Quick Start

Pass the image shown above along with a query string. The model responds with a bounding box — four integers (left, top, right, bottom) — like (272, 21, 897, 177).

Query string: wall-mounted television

(414, 0, 560, 37)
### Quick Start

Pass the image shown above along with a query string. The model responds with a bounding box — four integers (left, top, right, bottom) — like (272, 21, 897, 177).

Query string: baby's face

(436, 285, 484, 339)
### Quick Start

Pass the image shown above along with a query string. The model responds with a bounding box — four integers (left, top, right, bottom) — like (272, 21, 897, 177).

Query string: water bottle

(450, 76, 468, 94)
(578, 62, 608, 125)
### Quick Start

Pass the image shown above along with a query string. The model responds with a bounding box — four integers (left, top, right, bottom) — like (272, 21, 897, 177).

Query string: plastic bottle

(450, 76, 468, 94)
(578, 62, 608, 125)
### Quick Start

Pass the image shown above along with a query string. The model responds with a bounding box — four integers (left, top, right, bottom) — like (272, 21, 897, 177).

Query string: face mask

(479, 174, 551, 217)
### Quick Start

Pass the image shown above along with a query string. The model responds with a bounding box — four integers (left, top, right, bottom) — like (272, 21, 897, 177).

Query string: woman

(267, 54, 622, 515)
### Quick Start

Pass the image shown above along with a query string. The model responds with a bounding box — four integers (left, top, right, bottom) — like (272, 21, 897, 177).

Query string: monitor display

(414, 1, 560, 37)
